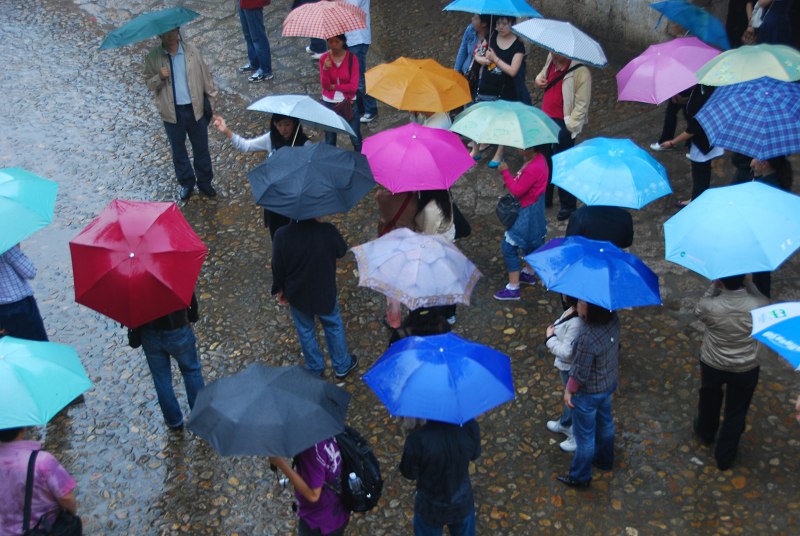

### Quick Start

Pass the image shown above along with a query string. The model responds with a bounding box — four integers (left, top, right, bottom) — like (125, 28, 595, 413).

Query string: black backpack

(332, 425, 383, 513)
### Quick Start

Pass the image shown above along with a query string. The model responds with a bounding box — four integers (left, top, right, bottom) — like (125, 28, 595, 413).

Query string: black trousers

(696, 362, 759, 469)
(690, 160, 712, 200)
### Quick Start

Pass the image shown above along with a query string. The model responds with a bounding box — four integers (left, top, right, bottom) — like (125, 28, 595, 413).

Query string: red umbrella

(282, 0, 366, 39)
(69, 200, 207, 328)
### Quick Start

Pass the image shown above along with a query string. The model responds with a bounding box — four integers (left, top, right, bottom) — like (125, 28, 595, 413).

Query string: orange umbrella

(365, 57, 472, 113)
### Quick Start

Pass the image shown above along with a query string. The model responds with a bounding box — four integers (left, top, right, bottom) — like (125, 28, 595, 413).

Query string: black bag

(127, 327, 143, 349)
(452, 202, 471, 239)
(331, 426, 382, 513)
(23, 451, 83, 536)
(495, 194, 521, 228)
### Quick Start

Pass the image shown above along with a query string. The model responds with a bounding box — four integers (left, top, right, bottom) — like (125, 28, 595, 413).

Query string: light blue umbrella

(664, 182, 800, 279)
(443, 0, 542, 18)
(0, 168, 58, 254)
(450, 100, 560, 149)
(0, 337, 92, 428)
(551, 138, 672, 209)
(751, 302, 800, 370)
(248, 94, 356, 136)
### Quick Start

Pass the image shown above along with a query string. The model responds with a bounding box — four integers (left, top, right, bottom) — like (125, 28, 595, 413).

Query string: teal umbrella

(450, 100, 560, 149)
(0, 168, 58, 254)
(0, 337, 92, 428)
(99, 7, 200, 50)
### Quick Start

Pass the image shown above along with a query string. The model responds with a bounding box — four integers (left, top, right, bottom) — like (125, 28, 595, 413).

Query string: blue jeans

(413, 506, 475, 536)
(348, 44, 377, 117)
(0, 296, 48, 341)
(238, 6, 272, 76)
(558, 370, 572, 427)
(501, 197, 546, 273)
(141, 325, 205, 428)
(322, 101, 362, 152)
(569, 385, 616, 482)
(163, 105, 213, 188)
(289, 302, 352, 376)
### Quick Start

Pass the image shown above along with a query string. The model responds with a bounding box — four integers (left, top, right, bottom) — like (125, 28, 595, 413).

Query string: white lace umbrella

(512, 18, 607, 68)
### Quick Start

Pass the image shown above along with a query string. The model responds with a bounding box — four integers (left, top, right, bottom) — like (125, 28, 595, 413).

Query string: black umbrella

(187, 364, 351, 457)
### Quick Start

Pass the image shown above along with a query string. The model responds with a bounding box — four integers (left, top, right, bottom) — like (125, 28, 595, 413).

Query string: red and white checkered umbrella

(282, 0, 367, 40)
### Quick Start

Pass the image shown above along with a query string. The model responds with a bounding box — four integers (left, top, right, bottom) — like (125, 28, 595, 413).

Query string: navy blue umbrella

(650, 0, 730, 51)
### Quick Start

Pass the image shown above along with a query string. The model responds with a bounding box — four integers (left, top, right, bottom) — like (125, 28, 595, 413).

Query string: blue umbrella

(524, 236, 662, 310)
(362, 333, 515, 425)
(443, 0, 542, 18)
(247, 143, 375, 220)
(751, 302, 800, 370)
(99, 7, 200, 50)
(650, 0, 729, 50)
(551, 138, 672, 209)
(695, 77, 800, 160)
(664, 182, 800, 279)
(0, 168, 58, 254)
(0, 337, 92, 428)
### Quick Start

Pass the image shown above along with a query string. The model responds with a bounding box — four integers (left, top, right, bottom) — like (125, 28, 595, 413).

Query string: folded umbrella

(282, 0, 366, 39)
(443, 0, 542, 18)
(551, 138, 672, 209)
(248, 94, 355, 136)
(512, 18, 607, 68)
(649, 0, 729, 51)
(450, 100, 560, 149)
(99, 7, 200, 50)
(363, 333, 515, 425)
(524, 236, 662, 310)
(0, 337, 92, 428)
(663, 182, 800, 279)
(696, 44, 800, 86)
(188, 364, 351, 457)
(0, 167, 58, 254)
(751, 302, 800, 370)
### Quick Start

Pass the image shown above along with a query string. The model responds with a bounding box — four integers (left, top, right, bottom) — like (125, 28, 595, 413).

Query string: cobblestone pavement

(2, 0, 799, 534)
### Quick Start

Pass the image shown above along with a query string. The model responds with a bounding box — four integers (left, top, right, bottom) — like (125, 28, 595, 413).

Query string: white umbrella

(512, 19, 607, 68)
(247, 94, 356, 136)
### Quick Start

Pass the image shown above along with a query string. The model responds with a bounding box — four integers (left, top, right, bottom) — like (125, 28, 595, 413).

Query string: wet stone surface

(2, 0, 799, 534)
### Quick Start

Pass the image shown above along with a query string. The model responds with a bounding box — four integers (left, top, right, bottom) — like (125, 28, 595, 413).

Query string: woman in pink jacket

(319, 34, 362, 151)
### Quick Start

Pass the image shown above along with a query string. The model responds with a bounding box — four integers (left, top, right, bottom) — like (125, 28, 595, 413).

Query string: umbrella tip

(129, 252, 135, 258)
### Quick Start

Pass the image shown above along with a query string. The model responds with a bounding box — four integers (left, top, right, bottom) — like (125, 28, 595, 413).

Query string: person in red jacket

(319, 34, 362, 151)
(237, 0, 274, 83)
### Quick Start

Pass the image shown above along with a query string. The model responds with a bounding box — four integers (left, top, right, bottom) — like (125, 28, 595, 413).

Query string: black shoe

(167, 422, 184, 432)
(556, 209, 574, 221)
(335, 355, 359, 379)
(592, 461, 613, 471)
(179, 185, 193, 200)
(239, 63, 257, 73)
(556, 475, 591, 488)
(693, 418, 714, 446)
(198, 184, 217, 197)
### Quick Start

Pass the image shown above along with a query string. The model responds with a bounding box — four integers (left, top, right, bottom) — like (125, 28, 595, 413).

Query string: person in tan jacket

(144, 28, 217, 200)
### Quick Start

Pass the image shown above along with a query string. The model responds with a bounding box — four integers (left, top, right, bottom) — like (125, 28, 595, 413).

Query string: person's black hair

(495, 15, 518, 25)
(561, 294, 578, 311)
(416, 190, 453, 223)
(0, 427, 23, 442)
(583, 301, 614, 325)
(389, 308, 452, 345)
(765, 155, 793, 191)
(719, 274, 746, 291)
(270, 114, 308, 150)
(330, 33, 348, 48)
(478, 14, 494, 31)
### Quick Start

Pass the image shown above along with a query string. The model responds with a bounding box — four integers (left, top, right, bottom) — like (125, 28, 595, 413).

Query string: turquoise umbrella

(443, 0, 542, 18)
(0, 168, 58, 254)
(450, 100, 560, 149)
(0, 337, 92, 428)
(99, 7, 200, 50)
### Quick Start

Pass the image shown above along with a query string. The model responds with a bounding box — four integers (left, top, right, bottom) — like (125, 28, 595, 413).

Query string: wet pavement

(2, 0, 799, 534)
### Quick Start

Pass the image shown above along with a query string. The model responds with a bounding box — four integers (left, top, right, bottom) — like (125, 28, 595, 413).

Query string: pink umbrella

(616, 37, 720, 104)
(362, 123, 475, 193)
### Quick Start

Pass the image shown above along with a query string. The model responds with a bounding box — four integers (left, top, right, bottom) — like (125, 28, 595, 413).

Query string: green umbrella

(450, 100, 560, 149)
(99, 7, 200, 50)
(696, 44, 800, 86)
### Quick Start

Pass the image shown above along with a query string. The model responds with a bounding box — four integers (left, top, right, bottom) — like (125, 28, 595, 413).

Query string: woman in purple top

(270, 437, 349, 535)
(0, 427, 77, 535)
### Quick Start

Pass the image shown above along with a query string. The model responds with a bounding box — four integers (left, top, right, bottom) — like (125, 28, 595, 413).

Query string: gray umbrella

(187, 364, 351, 457)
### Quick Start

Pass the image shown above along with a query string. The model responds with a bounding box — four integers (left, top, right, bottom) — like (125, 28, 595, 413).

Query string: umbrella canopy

(512, 18, 607, 68)
(616, 37, 720, 104)
(0, 337, 92, 428)
(524, 236, 662, 310)
(351, 228, 482, 309)
(69, 200, 208, 328)
(663, 182, 800, 279)
(696, 44, 800, 86)
(362, 333, 515, 425)
(99, 7, 199, 50)
(0, 167, 58, 254)
(247, 143, 375, 220)
(188, 364, 351, 457)
(248, 94, 355, 136)
(695, 77, 800, 160)
(282, 0, 366, 39)
(649, 0, 730, 51)
(450, 100, 560, 149)
(362, 123, 474, 193)
(551, 138, 672, 209)
(443, 0, 542, 18)
(365, 57, 472, 113)
(751, 302, 800, 370)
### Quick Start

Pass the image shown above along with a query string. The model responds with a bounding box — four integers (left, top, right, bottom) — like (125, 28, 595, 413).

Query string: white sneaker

(305, 45, 313, 54)
(360, 113, 378, 124)
(310, 52, 324, 60)
(650, 142, 668, 151)
(547, 420, 571, 435)
(560, 437, 577, 452)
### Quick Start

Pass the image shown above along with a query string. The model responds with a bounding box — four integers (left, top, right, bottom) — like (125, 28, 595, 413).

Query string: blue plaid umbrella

(695, 77, 800, 160)
(650, 0, 730, 50)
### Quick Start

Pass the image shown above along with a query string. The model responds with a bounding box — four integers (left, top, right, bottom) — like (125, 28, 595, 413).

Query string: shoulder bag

(495, 194, 521, 229)
(23, 451, 83, 536)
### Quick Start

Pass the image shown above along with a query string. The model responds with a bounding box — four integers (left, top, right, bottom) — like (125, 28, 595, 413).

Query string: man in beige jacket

(144, 29, 217, 200)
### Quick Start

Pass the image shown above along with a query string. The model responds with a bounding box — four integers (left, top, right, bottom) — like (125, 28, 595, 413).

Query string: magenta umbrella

(362, 123, 475, 193)
(616, 37, 720, 104)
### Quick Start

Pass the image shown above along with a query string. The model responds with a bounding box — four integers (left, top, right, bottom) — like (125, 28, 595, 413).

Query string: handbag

(127, 326, 143, 349)
(495, 194, 521, 229)
(23, 451, 83, 536)
(324, 52, 354, 122)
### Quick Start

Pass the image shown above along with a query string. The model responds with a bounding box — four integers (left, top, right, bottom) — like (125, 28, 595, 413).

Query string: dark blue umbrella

(362, 333, 515, 425)
(247, 143, 375, 220)
(524, 236, 661, 310)
(650, 0, 729, 51)
(695, 77, 800, 160)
